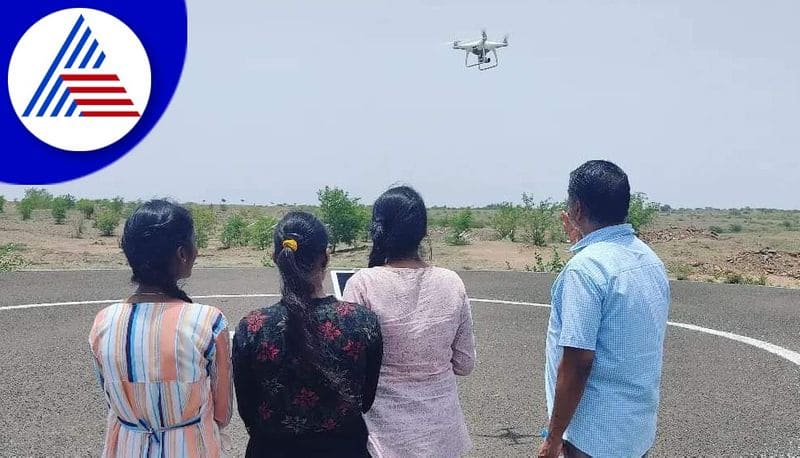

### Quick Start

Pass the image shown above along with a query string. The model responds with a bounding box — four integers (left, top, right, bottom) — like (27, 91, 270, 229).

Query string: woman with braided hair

(343, 186, 477, 457)
(232, 211, 383, 457)
(88, 200, 232, 457)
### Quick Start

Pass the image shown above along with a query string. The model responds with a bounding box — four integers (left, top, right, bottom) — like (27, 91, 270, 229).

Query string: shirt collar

(569, 223, 635, 253)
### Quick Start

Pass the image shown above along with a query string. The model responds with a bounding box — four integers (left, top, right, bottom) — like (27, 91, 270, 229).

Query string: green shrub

(18, 199, 33, 221)
(247, 216, 278, 250)
(76, 199, 95, 219)
(627, 192, 659, 233)
(490, 202, 522, 241)
(22, 188, 53, 209)
(317, 186, 368, 252)
(548, 248, 566, 273)
(221, 214, 248, 248)
(0, 195, 5, 213)
(110, 197, 125, 215)
(780, 220, 792, 230)
(95, 210, 120, 236)
(520, 194, 558, 247)
(51, 197, 70, 224)
(0, 244, 27, 272)
(446, 209, 473, 245)
(728, 223, 743, 233)
(57, 194, 76, 209)
(723, 271, 743, 284)
(191, 206, 215, 249)
(709, 225, 724, 234)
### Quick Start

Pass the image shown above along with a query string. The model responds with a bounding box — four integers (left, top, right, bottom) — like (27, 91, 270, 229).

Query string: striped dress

(89, 301, 233, 457)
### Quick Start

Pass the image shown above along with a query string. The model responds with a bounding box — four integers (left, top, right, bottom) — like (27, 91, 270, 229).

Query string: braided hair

(273, 211, 355, 404)
(368, 186, 427, 267)
(121, 200, 194, 303)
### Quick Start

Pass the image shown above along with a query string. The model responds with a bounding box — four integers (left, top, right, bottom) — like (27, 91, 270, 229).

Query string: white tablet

(330, 269, 358, 300)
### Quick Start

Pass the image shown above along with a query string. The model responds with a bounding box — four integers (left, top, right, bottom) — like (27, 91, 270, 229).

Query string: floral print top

(232, 296, 383, 457)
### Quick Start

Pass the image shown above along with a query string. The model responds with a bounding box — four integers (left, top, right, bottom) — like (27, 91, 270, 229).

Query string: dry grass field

(1, 202, 798, 288)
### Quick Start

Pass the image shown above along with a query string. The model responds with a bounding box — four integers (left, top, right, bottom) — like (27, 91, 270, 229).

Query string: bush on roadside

(18, 199, 33, 221)
(317, 186, 368, 252)
(191, 206, 215, 249)
(490, 202, 522, 241)
(520, 194, 559, 247)
(76, 199, 95, 219)
(446, 209, 473, 246)
(51, 197, 70, 224)
(21, 188, 53, 209)
(95, 210, 120, 236)
(0, 244, 28, 272)
(247, 216, 278, 250)
(0, 195, 5, 213)
(708, 225, 724, 234)
(221, 214, 248, 248)
(728, 223, 743, 233)
(109, 197, 125, 215)
(627, 192, 659, 234)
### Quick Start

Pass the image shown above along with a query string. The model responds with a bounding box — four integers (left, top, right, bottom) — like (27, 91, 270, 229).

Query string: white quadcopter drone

(450, 29, 509, 71)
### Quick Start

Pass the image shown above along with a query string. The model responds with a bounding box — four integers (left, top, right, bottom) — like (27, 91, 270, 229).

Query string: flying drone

(449, 29, 509, 71)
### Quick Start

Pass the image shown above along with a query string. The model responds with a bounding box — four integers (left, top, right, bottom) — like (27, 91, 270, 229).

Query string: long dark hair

(121, 200, 194, 303)
(368, 186, 427, 267)
(273, 212, 353, 400)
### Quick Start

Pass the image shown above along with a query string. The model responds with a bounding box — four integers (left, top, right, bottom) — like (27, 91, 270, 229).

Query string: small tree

(95, 210, 120, 236)
(191, 206, 215, 249)
(247, 216, 278, 250)
(51, 197, 70, 224)
(521, 194, 558, 246)
(0, 195, 5, 213)
(627, 192, 659, 233)
(317, 186, 368, 252)
(221, 214, 248, 248)
(22, 188, 53, 209)
(18, 199, 33, 221)
(446, 209, 473, 245)
(489, 202, 522, 241)
(76, 199, 95, 219)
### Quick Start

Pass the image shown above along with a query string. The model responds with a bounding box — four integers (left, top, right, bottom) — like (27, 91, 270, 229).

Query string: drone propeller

(481, 29, 487, 41)
(503, 34, 509, 44)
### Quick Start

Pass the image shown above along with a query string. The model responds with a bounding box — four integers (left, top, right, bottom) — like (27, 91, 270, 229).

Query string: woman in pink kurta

(343, 186, 476, 457)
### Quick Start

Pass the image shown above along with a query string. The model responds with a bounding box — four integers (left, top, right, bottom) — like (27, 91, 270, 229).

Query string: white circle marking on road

(1, 294, 799, 367)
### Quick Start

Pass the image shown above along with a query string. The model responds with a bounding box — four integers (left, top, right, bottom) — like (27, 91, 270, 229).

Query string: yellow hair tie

(282, 239, 298, 252)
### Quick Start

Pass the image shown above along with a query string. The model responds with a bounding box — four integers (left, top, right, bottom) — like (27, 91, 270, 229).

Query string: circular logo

(8, 8, 151, 152)
(1, 1, 187, 184)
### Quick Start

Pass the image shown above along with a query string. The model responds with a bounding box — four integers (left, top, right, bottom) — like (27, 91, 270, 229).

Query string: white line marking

(3, 294, 800, 368)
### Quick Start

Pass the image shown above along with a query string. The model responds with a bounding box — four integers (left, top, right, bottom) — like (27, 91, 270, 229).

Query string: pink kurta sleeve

(451, 290, 476, 376)
(342, 273, 367, 307)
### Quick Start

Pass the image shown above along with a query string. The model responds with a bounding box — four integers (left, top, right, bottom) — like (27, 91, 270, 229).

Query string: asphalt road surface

(1, 268, 799, 457)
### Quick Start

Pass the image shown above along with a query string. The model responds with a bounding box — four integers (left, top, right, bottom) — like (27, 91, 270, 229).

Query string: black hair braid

(274, 212, 357, 406)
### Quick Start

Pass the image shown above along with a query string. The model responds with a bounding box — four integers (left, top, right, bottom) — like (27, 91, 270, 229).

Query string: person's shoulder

(237, 302, 284, 326)
(429, 266, 467, 289)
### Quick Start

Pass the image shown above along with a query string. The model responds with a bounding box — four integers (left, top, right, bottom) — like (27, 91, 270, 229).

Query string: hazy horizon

(3, 1, 799, 209)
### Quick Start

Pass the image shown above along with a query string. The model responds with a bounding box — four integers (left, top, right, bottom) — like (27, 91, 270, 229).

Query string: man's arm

(548, 347, 594, 437)
(539, 347, 595, 457)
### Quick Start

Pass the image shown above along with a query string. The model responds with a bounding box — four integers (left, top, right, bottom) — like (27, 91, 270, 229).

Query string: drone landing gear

(464, 49, 499, 71)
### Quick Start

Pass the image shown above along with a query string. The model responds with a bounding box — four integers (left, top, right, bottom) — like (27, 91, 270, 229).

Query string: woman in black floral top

(232, 211, 383, 457)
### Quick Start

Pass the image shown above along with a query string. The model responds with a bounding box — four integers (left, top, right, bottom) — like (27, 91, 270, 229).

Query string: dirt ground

(1, 205, 798, 288)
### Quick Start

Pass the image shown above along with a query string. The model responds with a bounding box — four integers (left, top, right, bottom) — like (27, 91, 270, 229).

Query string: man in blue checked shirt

(539, 160, 670, 458)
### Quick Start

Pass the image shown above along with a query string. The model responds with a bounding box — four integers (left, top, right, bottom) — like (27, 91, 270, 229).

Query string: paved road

(1, 268, 799, 456)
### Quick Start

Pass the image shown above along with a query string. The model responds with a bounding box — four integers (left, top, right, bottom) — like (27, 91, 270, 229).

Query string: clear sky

(3, 0, 799, 208)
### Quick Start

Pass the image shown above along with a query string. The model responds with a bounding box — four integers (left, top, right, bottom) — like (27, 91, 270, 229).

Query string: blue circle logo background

(1, 1, 187, 184)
